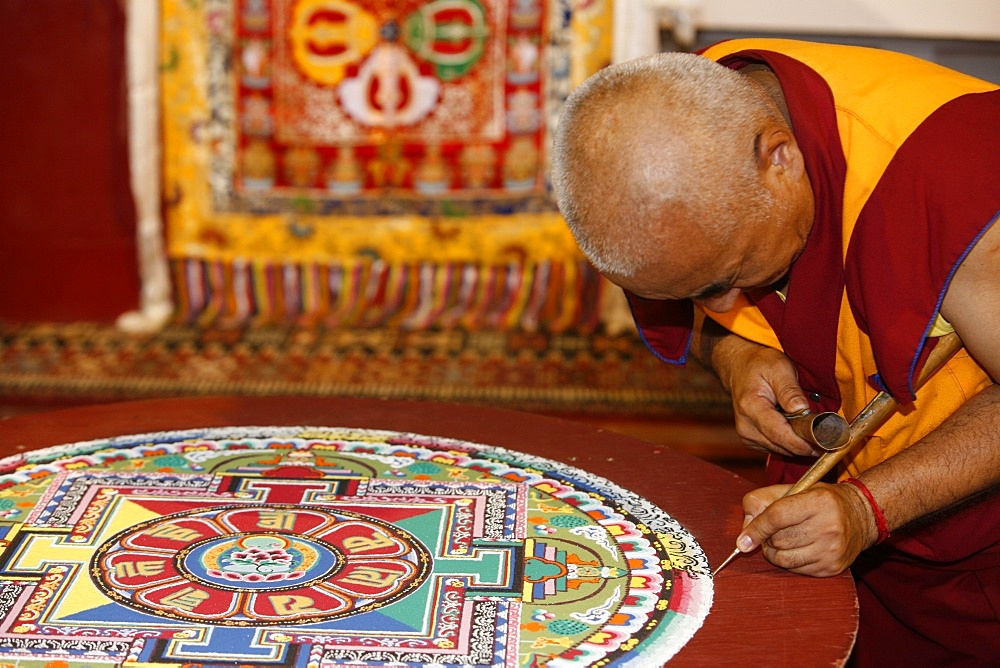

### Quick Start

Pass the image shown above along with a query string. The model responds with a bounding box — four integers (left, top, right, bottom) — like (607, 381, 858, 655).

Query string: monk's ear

(755, 124, 805, 181)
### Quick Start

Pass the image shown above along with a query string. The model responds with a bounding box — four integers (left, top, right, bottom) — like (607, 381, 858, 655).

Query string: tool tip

(712, 548, 741, 576)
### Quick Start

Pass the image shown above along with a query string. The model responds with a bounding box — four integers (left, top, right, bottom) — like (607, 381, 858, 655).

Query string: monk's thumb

(778, 388, 810, 415)
(736, 488, 791, 553)
(736, 531, 757, 553)
(736, 514, 773, 553)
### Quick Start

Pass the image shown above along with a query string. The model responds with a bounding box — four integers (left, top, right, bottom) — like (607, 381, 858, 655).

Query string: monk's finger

(760, 541, 816, 571)
(738, 485, 794, 551)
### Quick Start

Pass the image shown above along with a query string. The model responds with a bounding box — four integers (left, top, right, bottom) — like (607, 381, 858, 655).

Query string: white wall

(695, 0, 1000, 41)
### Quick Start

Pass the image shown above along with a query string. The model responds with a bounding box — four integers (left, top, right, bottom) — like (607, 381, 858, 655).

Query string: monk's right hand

(719, 343, 819, 457)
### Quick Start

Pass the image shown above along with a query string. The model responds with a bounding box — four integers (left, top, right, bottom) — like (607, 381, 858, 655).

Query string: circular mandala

(0, 426, 713, 666)
(92, 505, 430, 625)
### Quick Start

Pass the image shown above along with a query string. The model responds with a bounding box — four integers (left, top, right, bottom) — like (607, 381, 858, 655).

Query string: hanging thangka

(161, 0, 613, 330)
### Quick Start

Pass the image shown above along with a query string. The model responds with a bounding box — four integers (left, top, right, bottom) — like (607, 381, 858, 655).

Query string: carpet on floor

(0, 322, 731, 418)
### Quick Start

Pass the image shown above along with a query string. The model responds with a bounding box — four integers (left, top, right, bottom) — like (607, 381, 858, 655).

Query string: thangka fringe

(171, 258, 605, 333)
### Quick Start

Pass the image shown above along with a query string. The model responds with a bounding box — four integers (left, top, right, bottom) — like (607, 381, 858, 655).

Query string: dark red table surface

(0, 396, 857, 666)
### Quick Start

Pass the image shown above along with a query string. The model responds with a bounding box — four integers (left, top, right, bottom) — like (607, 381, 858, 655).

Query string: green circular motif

(406, 462, 441, 474)
(548, 515, 589, 528)
(549, 619, 591, 636)
(152, 455, 189, 468)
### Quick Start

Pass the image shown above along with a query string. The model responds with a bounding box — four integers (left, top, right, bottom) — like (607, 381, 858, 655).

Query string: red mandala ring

(91, 504, 432, 625)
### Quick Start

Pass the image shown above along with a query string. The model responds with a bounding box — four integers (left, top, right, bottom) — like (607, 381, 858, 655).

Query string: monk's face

(607, 184, 814, 313)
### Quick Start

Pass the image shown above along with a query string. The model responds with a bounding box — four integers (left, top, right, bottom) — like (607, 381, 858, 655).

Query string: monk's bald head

(552, 52, 783, 282)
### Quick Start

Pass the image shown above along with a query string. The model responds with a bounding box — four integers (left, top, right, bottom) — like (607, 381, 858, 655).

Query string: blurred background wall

(2, 0, 998, 326)
(0, 0, 140, 322)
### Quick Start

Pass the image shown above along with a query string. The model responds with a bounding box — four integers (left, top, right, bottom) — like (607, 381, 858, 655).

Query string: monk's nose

(693, 287, 742, 313)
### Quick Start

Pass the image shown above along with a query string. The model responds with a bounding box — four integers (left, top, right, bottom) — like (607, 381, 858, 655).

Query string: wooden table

(1, 396, 858, 666)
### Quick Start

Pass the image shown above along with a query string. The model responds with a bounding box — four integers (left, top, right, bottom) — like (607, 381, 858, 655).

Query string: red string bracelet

(842, 477, 891, 544)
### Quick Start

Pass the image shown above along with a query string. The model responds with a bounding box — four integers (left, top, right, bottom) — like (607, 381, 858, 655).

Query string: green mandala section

(0, 426, 712, 666)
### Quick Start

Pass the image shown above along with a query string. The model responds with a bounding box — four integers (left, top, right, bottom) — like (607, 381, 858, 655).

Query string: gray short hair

(552, 52, 780, 280)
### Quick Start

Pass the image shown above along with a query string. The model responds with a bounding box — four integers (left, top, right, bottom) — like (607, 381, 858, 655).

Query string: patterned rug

(0, 322, 730, 418)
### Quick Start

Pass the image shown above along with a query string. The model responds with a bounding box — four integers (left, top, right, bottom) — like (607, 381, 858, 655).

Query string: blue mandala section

(0, 426, 713, 666)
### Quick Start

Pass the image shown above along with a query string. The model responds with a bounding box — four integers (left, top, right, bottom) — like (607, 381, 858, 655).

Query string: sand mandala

(0, 426, 713, 666)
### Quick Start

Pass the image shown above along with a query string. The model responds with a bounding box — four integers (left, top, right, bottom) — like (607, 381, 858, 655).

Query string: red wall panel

(0, 0, 140, 322)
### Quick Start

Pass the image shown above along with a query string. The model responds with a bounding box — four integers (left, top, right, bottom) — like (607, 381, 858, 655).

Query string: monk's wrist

(841, 477, 891, 547)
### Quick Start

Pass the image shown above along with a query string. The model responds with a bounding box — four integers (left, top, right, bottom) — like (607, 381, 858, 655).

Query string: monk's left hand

(733, 482, 879, 577)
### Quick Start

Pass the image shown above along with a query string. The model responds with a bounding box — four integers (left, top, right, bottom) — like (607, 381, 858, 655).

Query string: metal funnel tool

(785, 410, 850, 452)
